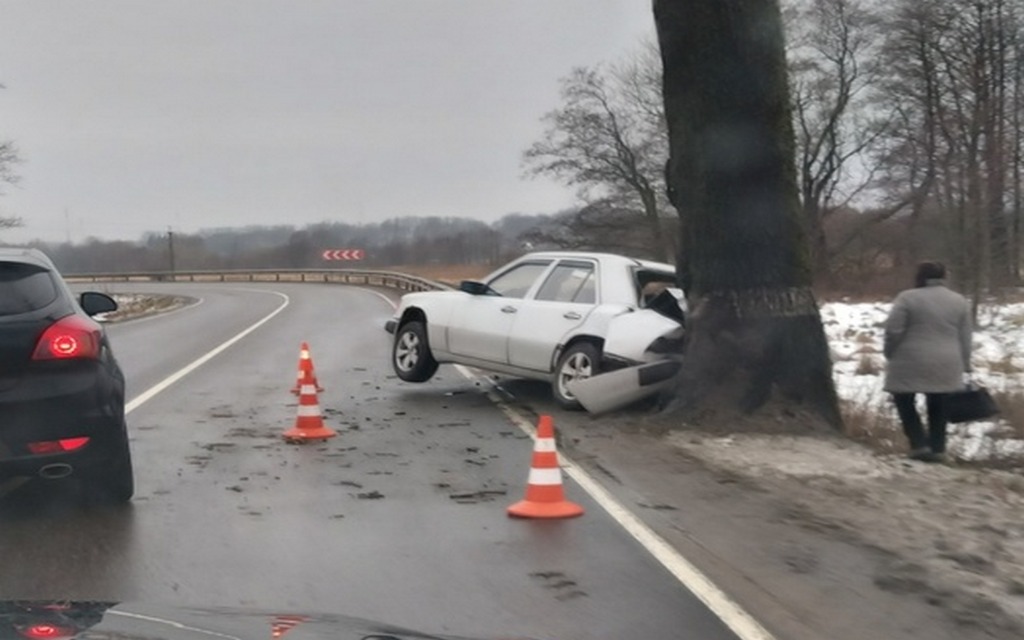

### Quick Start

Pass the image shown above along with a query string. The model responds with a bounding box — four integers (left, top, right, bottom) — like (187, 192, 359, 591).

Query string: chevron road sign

(321, 249, 365, 261)
(270, 615, 308, 638)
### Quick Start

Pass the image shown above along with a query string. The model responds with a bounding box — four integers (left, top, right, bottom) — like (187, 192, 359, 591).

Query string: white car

(384, 251, 686, 409)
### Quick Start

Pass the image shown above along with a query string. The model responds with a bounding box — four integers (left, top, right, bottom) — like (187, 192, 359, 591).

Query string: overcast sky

(0, 1, 656, 244)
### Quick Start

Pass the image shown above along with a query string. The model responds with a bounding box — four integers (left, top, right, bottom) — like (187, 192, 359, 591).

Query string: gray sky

(0, 1, 656, 244)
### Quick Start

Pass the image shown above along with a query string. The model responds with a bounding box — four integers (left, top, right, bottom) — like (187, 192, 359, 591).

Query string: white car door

(507, 259, 597, 372)
(446, 260, 552, 364)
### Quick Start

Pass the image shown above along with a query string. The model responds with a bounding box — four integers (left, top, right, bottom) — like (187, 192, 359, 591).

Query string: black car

(0, 248, 133, 503)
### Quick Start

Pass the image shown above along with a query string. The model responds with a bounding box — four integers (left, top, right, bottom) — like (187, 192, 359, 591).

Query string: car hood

(396, 290, 464, 309)
(0, 601, 538, 640)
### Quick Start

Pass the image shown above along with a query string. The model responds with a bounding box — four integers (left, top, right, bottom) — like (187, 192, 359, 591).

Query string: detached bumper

(567, 359, 681, 415)
(384, 319, 397, 334)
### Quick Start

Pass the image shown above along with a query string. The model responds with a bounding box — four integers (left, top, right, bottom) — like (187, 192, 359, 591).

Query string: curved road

(0, 282, 741, 640)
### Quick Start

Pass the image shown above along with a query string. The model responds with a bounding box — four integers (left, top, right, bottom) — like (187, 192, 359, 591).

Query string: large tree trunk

(654, 0, 842, 427)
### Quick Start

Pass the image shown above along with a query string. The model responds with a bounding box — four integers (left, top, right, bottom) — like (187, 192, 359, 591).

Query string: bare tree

(0, 139, 22, 233)
(0, 81, 22, 233)
(523, 56, 673, 262)
(519, 198, 677, 259)
(784, 0, 886, 278)
(655, 0, 841, 427)
(870, 0, 1024, 295)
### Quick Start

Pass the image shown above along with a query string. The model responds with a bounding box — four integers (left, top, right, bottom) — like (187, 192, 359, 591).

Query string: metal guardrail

(63, 269, 451, 292)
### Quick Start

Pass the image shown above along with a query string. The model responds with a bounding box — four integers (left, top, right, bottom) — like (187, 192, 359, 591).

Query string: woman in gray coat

(883, 261, 973, 462)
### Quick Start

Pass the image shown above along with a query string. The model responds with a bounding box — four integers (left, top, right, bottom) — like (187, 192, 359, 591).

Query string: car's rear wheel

(392, 320, 439, 382)
(83, 423, 134, 504)
(553, 342, 601, 410)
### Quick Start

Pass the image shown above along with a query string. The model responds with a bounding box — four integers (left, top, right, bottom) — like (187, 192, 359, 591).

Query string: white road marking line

(355, 286, 400, 310)
(125, 291, 290, 415)
(109, 610, 241, 640)
(452, 363, 776, 640)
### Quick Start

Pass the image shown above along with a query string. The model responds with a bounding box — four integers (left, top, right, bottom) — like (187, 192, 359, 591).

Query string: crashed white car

(384, 251, 686, 410)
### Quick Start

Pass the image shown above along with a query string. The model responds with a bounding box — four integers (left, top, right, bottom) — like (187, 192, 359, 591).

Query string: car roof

(516, 251, 676, 272)
(0, 247, 56, 269)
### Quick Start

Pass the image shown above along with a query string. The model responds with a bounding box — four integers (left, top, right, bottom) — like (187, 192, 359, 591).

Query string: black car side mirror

(459, 280, 498, 296)
(80, 291, 118, 316)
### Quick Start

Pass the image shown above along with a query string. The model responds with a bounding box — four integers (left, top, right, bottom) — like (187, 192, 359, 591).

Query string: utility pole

(167, 226, 177, 274)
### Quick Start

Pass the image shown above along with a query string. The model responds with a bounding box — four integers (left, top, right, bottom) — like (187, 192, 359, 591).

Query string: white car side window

(488, 262, 550, 298)
(535, 263, 596, 303)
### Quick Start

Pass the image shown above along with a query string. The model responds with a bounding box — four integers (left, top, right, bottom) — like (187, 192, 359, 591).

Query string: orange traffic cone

(283, 377, 336, 441)
(507, 415, 584, 519)
(291, 342, 323, 395)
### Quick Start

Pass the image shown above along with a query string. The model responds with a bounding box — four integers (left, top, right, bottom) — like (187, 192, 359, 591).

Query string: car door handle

(563, 311, 582, 320)
(501, 306, 517, 313)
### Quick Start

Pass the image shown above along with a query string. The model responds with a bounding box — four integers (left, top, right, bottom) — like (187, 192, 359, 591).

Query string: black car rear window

(0, 262, 59, 315)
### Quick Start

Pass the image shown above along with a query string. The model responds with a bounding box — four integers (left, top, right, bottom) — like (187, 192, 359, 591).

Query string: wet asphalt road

(0, 282, 740, 640)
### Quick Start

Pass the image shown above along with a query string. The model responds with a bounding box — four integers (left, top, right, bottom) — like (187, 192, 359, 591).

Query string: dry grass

(988, 390, 1024, 441)
(843, 390, 1024, 468)
(855, 354, 882, 376)
(987, 355, 1024, 376)
(841, 397, 907, 455)
(855, 332, 877, 345)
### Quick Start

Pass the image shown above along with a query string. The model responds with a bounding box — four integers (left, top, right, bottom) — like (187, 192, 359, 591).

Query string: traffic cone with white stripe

(291, 342, 323, 395)
(283, 374, 336, 441)
(507, 415, 584, 519)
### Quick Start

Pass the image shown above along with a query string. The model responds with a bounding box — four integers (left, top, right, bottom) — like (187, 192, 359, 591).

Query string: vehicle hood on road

(0, 601, 540, 640)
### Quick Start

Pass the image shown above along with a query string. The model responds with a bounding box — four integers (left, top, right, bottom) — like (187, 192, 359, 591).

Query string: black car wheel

(83, 422, 134, 504)
(392, 320, 439, 382)
(553, 342, 601, 410)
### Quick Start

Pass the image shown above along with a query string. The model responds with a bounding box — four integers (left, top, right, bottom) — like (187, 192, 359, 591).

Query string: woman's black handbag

(946, 385, 1000, 423)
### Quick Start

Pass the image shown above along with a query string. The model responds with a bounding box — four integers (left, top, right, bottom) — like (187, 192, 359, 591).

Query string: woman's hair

(914, 261, 946, 287)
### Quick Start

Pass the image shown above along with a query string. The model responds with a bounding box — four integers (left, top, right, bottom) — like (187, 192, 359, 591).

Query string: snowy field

(823, 300, 1024, 461)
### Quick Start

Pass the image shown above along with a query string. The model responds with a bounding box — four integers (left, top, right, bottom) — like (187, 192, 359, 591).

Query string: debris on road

(448, 490, 507, 504)
(355, 490, 385, 500)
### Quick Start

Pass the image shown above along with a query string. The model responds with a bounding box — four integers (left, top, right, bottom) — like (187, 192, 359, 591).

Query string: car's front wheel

(392, 320, 439, 382)
(552, 342, 601, 410)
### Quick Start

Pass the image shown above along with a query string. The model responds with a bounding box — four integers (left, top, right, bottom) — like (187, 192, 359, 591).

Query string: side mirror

(459, 280, 498, 296)
(80, 291, 118, 316)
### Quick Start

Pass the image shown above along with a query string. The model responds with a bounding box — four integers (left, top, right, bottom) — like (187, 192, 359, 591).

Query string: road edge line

(452, 363, 776, 640)
(125, 291, 290, 415)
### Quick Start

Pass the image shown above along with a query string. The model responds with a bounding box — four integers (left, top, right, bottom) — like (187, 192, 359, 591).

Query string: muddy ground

(555, 414, 1024, 640)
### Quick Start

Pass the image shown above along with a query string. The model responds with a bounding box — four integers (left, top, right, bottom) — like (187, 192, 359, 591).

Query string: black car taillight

(27, 437, 91, 455)
(31, 316, 102, 361)
(16, 623, 76, 640)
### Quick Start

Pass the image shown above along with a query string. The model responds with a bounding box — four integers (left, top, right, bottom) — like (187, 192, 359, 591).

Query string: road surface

(0, 282, 746, 640)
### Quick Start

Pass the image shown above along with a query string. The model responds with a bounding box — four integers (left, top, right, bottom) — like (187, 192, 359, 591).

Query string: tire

(84, 424, 134, 504)
(552, 342, 601, 410)
(392, 320, 439, 382)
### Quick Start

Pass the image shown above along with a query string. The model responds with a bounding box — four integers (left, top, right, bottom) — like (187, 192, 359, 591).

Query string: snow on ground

(665, 298, 1024, 635)
(103, 293, 191, 322)
(822, 299, 1024, 461)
